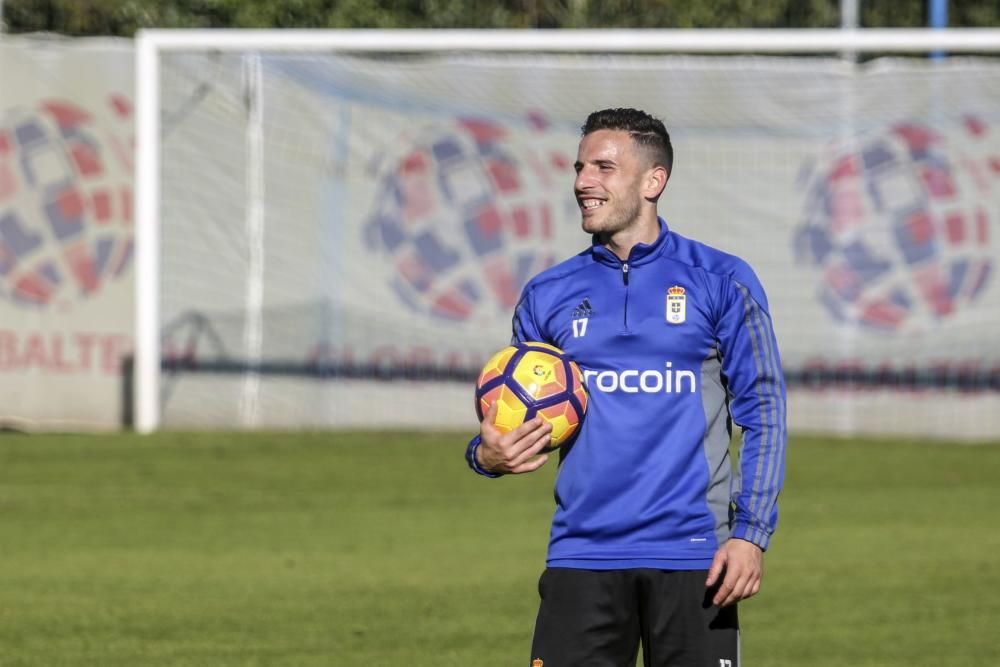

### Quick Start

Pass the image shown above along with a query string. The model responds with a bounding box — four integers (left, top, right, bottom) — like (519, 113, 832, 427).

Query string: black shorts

(529, 568, 740, 667)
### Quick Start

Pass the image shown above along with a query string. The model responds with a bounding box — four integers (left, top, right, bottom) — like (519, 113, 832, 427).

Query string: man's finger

(510, 452, 550, 474)
(486, 419, 551, 473)
(479, 401, 502, 439)
(508, 428, 552, 469)
(725, 575, 747, 607)
(504, 415, 546, 445)
(712, 578, 735, 607)
(715, 565, 761, 607)
(705, 551, 726, 588)
(713, 562, 746, 607)
(481, 401, 500, 435)
(508, 425, 553, 469)
(505, 419, 555, 473)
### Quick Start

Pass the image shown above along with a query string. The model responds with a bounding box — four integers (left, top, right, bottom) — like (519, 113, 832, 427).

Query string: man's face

(573, 129, 647, 237)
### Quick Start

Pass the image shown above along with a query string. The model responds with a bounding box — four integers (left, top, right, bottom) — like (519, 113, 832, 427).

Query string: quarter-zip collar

(590, 217, 672, 268)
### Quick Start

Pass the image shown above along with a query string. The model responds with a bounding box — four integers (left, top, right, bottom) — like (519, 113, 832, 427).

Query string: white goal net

(137, 31, 1000, 439)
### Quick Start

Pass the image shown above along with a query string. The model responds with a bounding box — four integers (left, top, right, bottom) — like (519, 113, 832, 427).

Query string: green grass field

(1, 431, 999, 666)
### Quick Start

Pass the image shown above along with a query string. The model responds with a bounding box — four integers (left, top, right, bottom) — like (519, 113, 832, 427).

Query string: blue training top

(467, 218, 787, 570)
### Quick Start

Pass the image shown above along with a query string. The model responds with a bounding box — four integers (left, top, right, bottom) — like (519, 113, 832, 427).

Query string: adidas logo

(572, 298, 594, 318)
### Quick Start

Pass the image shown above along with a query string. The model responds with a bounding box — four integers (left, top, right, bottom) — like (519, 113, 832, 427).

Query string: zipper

(621, 262, 630, 331)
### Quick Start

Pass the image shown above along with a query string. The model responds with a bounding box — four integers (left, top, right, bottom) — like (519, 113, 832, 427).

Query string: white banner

(5, 39, 996, 437)
(154, 52, 1000, 438)
(0, 38, 134, 430)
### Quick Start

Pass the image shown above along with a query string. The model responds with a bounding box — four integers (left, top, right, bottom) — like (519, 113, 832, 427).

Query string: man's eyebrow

(575, 158, 618, 169)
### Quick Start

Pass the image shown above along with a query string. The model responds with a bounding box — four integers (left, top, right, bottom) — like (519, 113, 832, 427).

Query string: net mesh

(156, 50, 1000, 438)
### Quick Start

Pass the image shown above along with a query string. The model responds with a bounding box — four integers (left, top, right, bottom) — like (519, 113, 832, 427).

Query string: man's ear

(644, 164, 669, 200)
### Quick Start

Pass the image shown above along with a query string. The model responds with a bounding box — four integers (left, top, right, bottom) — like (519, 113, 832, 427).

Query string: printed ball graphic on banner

(475, 341, 588, 451)
(365, 117, 573, 322)
(796, 119, 997, 332)
(0, 97, 134, 307)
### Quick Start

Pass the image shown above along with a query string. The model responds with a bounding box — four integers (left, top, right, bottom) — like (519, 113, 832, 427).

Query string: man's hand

(476, 401, 552, 475)
(705, 538, 763, 607)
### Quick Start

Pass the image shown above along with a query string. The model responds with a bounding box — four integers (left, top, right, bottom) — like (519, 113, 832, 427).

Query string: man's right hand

(476, 401, 553, 475)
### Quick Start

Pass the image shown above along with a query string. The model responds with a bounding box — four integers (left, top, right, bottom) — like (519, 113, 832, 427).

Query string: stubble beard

(582, 196, 642, 240)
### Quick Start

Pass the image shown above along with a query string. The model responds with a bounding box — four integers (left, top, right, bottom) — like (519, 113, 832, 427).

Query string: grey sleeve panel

(700, 350, 735, 548)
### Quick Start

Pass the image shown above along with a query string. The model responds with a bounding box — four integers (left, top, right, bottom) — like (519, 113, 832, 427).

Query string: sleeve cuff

(465, 435, 501, 478)
(731, 522, 771, 551)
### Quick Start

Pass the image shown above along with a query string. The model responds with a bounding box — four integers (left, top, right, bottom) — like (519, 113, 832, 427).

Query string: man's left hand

(705, 538, 763, 607)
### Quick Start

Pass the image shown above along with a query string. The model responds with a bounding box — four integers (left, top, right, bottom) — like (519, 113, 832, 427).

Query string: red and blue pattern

(0, 97, 133, 307)
(365, 116, 572, 322)
(796, 117, 997, 332)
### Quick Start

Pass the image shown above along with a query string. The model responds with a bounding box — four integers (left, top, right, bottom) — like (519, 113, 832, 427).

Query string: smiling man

(466, 108, 788, 667)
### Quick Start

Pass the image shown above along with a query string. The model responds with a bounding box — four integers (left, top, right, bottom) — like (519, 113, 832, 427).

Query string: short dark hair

(582, 108, 673, 175)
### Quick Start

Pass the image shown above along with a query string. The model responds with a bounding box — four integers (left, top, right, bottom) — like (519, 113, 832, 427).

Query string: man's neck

(601, 213, 660, 261)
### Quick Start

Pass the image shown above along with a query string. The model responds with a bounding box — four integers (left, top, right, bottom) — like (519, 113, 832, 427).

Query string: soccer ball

(475, 341, 588, 450)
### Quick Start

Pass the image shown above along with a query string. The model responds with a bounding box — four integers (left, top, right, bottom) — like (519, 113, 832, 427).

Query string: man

(465, 108, 787, 666)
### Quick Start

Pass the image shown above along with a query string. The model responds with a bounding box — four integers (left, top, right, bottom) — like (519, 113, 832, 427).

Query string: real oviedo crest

(666, 285, 686, 324)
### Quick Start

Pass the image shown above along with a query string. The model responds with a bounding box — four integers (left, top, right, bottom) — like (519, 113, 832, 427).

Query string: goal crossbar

(137, 28, 1000, 54)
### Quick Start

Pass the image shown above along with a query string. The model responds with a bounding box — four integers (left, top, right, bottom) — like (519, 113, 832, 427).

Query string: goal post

(134, 28, 1000, 436)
